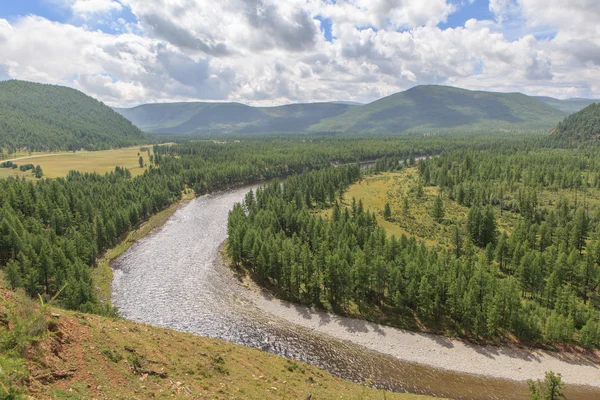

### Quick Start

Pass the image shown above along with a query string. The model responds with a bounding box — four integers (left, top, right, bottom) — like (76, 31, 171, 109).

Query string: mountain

(309, 85, 567, 134)
(114, 102, 357, 134)
(116, 86, 567, 135)
(552, 102, 600, 140)
(0, 80, 146, 151)
(534, 96, 598, 114)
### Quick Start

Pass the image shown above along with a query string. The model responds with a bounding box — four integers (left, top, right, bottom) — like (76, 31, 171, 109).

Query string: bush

(1, 290, 48, 355)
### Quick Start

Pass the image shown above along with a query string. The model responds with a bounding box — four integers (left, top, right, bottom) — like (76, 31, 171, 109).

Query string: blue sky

(441, 0, 495, 29)
(1, 0, 68, 22)
(0, 0, 138, 34)
(0, 0, 596, 106)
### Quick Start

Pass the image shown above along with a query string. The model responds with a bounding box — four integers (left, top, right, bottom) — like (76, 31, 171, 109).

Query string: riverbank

(0, 286, 438, 399)
(219, 248, 600, 388)
(92, 190, 196, 306)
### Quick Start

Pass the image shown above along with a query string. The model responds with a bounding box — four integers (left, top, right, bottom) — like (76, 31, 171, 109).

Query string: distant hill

(309, 85, 567, 134)
(117, 86, 567, 135)
(552, 102, 600, 140)
(534, 96, 598, 114)
(114, 102, 357, 134)
(0, 80, 146, 151)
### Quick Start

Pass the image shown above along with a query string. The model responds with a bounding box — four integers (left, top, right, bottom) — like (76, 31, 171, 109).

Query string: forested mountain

(552, 103, 600, 140)
(535, 96, 598, 114)
(0, 80, 146, 152)
(114, 102, 357, 134)
(310, 86, 567, 134)
(116, 86, 566, 135)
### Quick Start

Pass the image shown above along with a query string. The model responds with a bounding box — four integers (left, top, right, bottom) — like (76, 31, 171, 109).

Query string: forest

(553, 102, 600, 141)
(1, 135, 488, 313)
(0, 80, 146, 153)
(227, 139, 600, 347)
(3, 116, 600, 347)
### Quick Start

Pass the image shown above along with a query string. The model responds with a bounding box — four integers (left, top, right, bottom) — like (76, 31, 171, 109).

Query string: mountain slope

(0, 80, 146, 151)
(535, 96, 598, 114)
(115, 102, 357, 134)
(0, 287, 435, 400)
(552, 102, 600, 140)
(310, 85, 567, 134)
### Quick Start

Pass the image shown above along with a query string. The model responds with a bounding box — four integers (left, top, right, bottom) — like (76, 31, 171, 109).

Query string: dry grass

(0, 146, 152, 179)
(340, 170, 463, 247)
(0, 286, 439, 400)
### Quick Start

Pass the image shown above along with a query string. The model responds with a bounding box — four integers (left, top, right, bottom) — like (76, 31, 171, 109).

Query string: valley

(2, 83, 600, 400)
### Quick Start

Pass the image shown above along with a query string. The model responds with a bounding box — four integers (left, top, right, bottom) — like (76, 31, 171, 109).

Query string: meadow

(340, 167, 600, 249)
(0, 146, 150, 179)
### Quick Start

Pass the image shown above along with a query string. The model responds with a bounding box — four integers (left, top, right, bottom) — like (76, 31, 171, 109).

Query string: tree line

(228, 142, 600, 347)
(2, 134, 488, 312)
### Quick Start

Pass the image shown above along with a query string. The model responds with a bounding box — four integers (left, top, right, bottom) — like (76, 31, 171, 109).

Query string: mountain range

(1, 80, 597, 152)
(113, 102, 356, 135)
(115, 85, 596, 135)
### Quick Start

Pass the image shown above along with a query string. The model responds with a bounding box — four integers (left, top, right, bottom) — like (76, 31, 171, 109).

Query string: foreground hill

(535, 96, 598, 114)
(0, 287, 434, 400)
(310, 85, 567, 134)
(114, 102, 356, 134)
(0, 80, 146, 151)
(552, 102, 600, 140)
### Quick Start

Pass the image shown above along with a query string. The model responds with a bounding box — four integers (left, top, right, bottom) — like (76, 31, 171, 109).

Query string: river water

(112, 186, 600, 400)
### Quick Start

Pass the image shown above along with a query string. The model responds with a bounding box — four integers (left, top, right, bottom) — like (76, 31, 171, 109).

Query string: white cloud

(0, 0, 598, 106)
(488, 0, 520, 22)
(310, 0, 455, 30)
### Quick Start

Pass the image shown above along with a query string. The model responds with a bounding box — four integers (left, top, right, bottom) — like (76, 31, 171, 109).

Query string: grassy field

(0, 146, 152, 179)
(336, 169, 467, 248)
(0, 284, 439, 400)
(339, 168, 598, 249)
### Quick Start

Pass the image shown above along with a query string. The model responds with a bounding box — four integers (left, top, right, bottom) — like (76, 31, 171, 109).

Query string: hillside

(0, 80, 146, 151)
(0, 287, 435, 400)
(114, 102, 356, 134)
(116, 86, 567, 135)
(310, 85, 567, 134)
(552, 102, 600, 140)
(535, 96, 598, 114)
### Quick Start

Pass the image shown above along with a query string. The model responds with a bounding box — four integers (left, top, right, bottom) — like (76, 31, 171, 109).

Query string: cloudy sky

(0, 0, 598, 107)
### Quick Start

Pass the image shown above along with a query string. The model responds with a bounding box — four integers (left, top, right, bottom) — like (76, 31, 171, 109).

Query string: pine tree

(383, 202, 392, 221)
(432, 196, 444, 222)
(452, 225, 462, 259)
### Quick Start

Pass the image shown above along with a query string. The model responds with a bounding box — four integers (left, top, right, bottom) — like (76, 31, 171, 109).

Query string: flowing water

(112, 186, 600, 399)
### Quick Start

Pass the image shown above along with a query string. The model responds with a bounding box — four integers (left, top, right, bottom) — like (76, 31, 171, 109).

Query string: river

(112, 185, 600, 399)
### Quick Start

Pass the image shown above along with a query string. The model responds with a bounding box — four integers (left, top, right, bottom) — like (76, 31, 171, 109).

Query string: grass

(92, 189, 196, 306)
(311, 167, 600, 334)
(339, 168, 600, 248)
(0, 146, 152, 179)
(0, 199, 439, 400)
(337, 170, 463, 247)
(0, 285, 439, 400)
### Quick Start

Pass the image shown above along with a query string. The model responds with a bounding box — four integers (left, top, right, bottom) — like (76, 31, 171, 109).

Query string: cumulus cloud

(0, 0, 598, 106)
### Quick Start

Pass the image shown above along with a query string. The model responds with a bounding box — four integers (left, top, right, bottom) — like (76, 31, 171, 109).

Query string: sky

(0, 0, 598, 107)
